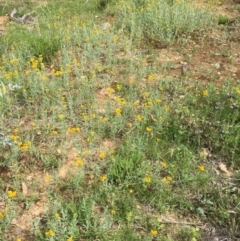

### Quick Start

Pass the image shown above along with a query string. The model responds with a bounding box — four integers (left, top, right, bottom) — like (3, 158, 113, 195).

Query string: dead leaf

(11, 218, 17, 225)
(22, 182, 28, 196)
(218, 162, 231, 177)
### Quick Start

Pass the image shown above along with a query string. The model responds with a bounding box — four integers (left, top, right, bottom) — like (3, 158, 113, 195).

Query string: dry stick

(10, 8, 32, 24)
(159, 221, 204, 226)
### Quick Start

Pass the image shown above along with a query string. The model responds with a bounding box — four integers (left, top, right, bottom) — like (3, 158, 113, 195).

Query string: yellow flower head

(52, 130, 58, 135)
(150, 229, 158, 236)
(59, 114, 65, 120)
(115, 108, 122, 116)
(113, 34, 118, 43)
(160, 161, 167, 168)
(144, 176, 151, 183)
(111, 209, 116, 214)
(107, 87, 115, 95)
(203, 90, 208, 96)
(164, 105, 170, 112)
(10, 135, 19, 141)
(67, 237, 73, 241)
(7, 190, 17, 198)
(1, 86, 6, 94)
(99, 151, 106, 159)
(67, 127, 80, 133)
(198, 165, 205, 172)
(162, 176, 173, 183)
(55, 213, 61, 219)
(0, 212, 4, 219)
(45, 229, 55, 236)
(116, 84, 122, 90)
(45, 174, 52, 182)
(146, 127, 152, 132)
(100, 175, 107, 182)
(136, 115, 143, 122)
(74, 157, 84, 167)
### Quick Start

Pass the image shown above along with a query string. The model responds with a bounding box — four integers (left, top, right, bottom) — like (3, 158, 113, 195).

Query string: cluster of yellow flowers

(17, 141, 31, 152)
(8, 190, 17, 198)
(67, 127, 80, 133)
(74, 157, 84, 167)
(162, 176, 173, 183)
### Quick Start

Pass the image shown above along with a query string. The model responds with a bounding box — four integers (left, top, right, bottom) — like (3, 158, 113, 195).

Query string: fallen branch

(10, 8, 34, 24)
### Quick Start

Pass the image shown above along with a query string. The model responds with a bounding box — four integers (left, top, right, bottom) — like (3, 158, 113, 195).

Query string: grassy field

(0, 0, 240, 240)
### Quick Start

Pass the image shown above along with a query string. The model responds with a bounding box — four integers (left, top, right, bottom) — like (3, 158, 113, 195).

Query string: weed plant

(0, 0, 239, 240)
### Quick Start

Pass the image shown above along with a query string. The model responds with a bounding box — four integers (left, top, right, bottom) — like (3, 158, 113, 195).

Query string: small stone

(215, 63, 220, 69)
(100, 22, 111, 30)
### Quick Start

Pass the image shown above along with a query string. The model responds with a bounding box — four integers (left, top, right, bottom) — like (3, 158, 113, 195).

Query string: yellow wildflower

(67, 237, 73, 241)
(133, 100, 139, 106)
(16, 238, 21, 241)
(164, 105, 170, 112)
(148, 74, 157, 80)
(74, 157, 84, 167)
(116, 84, 122, 90)
(45, 229, 55, 236)
(162, 176, 173, 183)
(115, 108, 122, 116)
(136, 115, 143, 122)
(54, 70, 63, 76)
(150, 229, 158, 236)
(113, 34, 118, 43)
(10, 135, 19, 141)
(45, 174, 52, 182)
(107, 87, 115, 95)
(144, 176, 151, 183)
(1, 86, 6, 94)
(18, 141, 31, 151)
(198, 165, 205, 172)
(100, 175, 107, 182)
(203, 90, 208, 96)
(52, 130, 58, 135)
(99, 151, 106, 159)
(111, 209, 116, 214)
(55, 213, 61, 219)
(7, 190, 17, 198)
(0, 212, 4, 219)
(59, 114, 65, 120)
(142, 92, 149, 97)
(146, 127, 152, 132)
(129, 189, 134, 194)
(160, 161, 167, 168)
(97, 65, 103, 72)
(67, 127, 80, 133)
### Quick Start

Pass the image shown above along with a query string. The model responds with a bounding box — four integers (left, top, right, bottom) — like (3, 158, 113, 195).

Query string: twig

(10, 8, 33, 24)
(159, 221, 203, 226)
